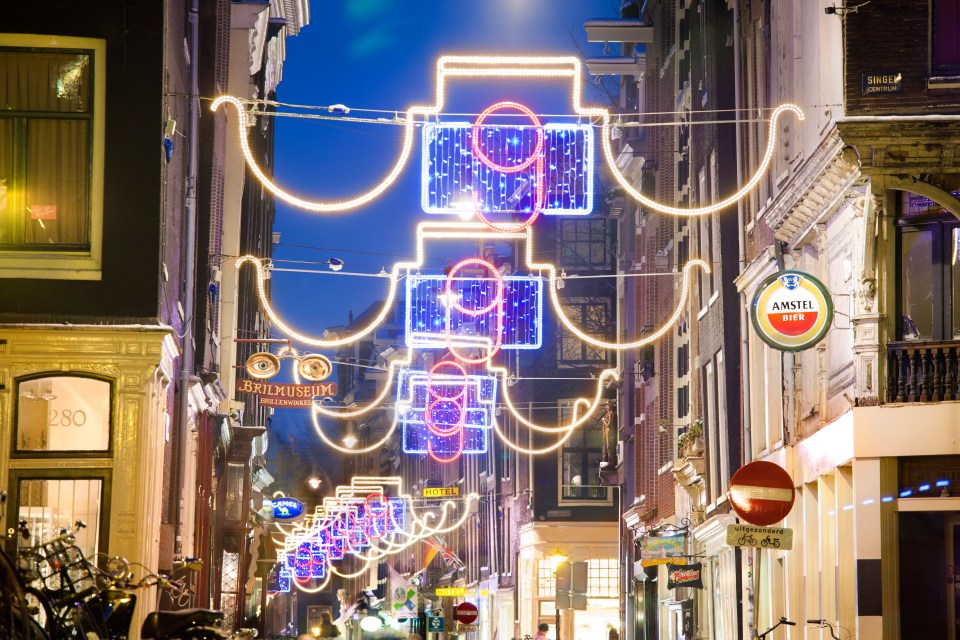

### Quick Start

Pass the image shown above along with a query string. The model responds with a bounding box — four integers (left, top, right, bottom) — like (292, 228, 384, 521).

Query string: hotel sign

(862, 72, 902, 95)
(750, 271, 833, 352)
(236, 378, 338, 408)
(435, 587, 466, 597)
(423, 486, 460, 498)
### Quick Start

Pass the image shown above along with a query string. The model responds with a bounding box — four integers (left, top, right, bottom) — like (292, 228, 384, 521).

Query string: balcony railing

(887, 340, 960, 403)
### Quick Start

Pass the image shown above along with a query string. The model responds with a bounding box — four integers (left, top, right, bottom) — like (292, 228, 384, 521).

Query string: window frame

(4, 467, 112, 557)
(931, 0, 960, 76)
(557, 402, 612, 505)
(558, 218, 611, 270)
(12, 372, 114, 458)
(0, 33, 105, 280)
(895, 210, 959, 341)
(556, 296, 612, 366)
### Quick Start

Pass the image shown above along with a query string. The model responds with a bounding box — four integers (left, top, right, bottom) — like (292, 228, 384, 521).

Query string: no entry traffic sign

(728, 461, 796, 526)
(455, 602, 479, 625)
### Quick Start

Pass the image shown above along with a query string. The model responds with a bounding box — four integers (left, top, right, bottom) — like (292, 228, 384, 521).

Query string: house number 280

(48, 409, 87, 427)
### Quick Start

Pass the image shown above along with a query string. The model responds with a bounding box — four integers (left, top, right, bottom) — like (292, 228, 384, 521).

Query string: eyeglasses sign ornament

(750, 270, 833, 351)
(272, 498, 305, 521)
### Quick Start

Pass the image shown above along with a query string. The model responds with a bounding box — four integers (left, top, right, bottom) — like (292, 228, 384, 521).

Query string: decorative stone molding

(765, 128, 859, 248)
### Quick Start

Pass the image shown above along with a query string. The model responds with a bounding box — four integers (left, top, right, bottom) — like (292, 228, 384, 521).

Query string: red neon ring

(427, 429, 465, 463)
(472, 155, 546, 232)
(471, 101, 544, 174)
(427, 360, 469, 402)
(425, 396, 467, 437)
(444, 257, 505, 316)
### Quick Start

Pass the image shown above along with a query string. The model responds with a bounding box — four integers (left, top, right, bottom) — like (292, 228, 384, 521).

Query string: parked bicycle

(4, 488, 233, 640)
(807, 618, 842, 640)
(756, 616, 795, 638)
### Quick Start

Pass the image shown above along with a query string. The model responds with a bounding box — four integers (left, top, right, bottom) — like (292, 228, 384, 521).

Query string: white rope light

(215, 56, 802, 216)
(598, 104, 804, 216)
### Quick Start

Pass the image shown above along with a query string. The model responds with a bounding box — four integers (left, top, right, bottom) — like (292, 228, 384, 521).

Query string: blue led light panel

(421, 122, 594, 215)
(405, 274, 543, 350)
(396, 368, 498, 456)
(277, 568, 292, 593)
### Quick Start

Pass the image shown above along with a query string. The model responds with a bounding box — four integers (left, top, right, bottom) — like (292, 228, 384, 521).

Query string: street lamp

(550, 549, 568, 640)
(342, 420, 359, 449)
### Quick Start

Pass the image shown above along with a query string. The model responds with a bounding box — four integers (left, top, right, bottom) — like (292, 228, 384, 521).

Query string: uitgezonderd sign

(750, 271, 833, 352)
(236, 378, 338, 408)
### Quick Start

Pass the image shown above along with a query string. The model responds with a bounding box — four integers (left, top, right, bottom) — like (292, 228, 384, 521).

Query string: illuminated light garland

(275, 477, 479, 577)
(422, 122, 592, 215)
(598, 104, 804, 216)
(548, 259, 710, 350)
(216, 57, 800, 216)
(471, 101, 544, 173)
(399, 368, 497, 458)
(471, 101, 546, 232)
(243, 222, 691, 452)
(236, 255, 402, 349)
(405, 273, 543, 351)
(444, 258, 505, 364)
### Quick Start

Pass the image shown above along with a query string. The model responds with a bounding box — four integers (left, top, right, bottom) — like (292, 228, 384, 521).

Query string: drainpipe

(176, 0, 200, 556)
(732, 0, 752, 463)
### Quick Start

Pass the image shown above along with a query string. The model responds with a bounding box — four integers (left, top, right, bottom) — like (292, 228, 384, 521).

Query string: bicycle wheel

(22, 587, 53, 634)
(63, 601, 108, 640)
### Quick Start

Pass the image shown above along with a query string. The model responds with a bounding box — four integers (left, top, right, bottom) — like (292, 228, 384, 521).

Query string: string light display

(397, 366, 498, 460)
(274, 477, 478, 592)
(405, 273, 543, 350)
(422, 122, 592, 215)
(214, 56, 801, 217)
(227, 56, 795, 465)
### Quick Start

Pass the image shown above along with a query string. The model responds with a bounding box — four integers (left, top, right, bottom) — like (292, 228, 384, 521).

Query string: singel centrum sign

(750, 270, 833, 351)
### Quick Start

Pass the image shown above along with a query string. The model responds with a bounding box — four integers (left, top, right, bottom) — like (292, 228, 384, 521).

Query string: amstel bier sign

(750, 270, 833, 351)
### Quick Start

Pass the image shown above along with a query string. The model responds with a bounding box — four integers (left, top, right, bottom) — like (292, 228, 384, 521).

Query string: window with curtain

(897, 191, 960, 341)
(0, 46, 94, 249)
(932, 0, 960, 75)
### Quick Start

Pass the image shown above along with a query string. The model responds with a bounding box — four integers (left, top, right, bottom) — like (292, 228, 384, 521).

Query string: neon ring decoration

(750, 270, 834, 351)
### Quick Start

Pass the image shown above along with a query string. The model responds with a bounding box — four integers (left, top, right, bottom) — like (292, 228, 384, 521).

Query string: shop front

(0, 326, 177, 594)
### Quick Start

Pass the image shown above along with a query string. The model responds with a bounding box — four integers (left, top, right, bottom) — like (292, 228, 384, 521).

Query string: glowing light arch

(214, 56, 802, 216)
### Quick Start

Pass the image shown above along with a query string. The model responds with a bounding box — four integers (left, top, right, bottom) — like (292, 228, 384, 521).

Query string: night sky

(265, 0, 619, 473)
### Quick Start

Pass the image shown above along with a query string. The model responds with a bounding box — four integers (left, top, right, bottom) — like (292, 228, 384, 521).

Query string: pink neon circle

(364, 492, 390, 539)
(445, 257, 505, 316)
(472, 155, 546, 232)
(428, 359, 469, 402)
(425, 396, 467, 437)
(471, 101, 544, 174)
(428, 428, 465, 463)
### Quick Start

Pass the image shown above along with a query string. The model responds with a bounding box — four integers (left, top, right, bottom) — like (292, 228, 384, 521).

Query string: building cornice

(765, 129, 859, 248)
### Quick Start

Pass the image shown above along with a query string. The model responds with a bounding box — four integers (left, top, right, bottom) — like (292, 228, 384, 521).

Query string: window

(12, 472, 108, 559)
(16, 375, 111, 452)
(537, 560, 556, 596)
(0, 34, 105, 279)
(587, 558, 619, 598)
(559, 218, 610, 269)
(558, 297, 611, 364)
(559, 404, 609, 501)
(932, 0, 960, 75)
(897, 193, 960, 340)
